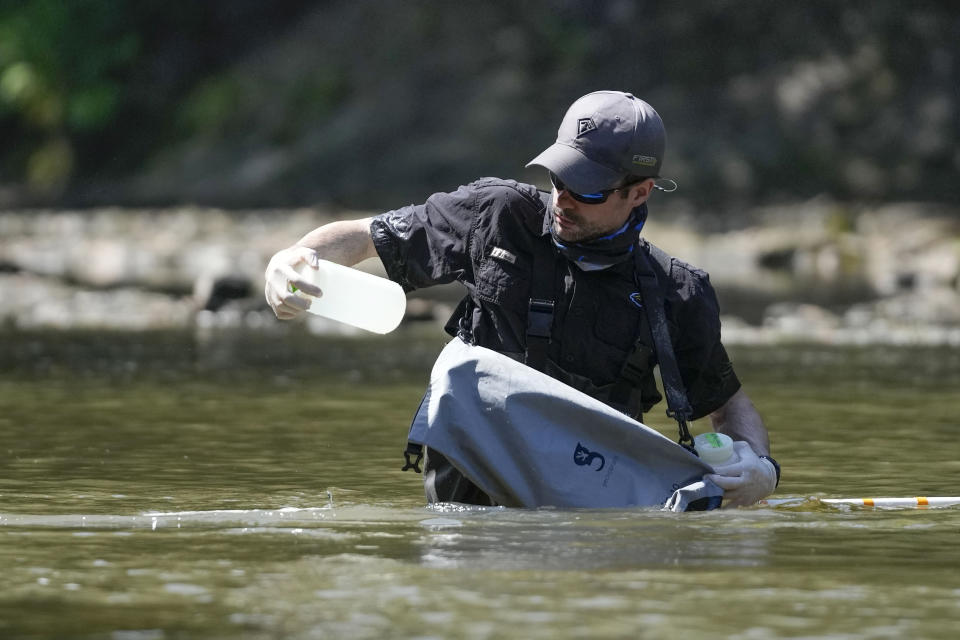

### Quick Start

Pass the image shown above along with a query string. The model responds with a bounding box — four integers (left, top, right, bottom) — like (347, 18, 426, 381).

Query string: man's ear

(627, 179, 654, 206)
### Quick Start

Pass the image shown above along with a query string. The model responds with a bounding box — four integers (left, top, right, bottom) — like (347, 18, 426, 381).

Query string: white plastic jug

(693, 432, 735, 465)
(293, 260, 406, 334)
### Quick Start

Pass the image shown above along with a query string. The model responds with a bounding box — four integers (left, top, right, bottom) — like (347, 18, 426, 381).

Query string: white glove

(704, 441, 777, 508)
(264, 245, 323, 320)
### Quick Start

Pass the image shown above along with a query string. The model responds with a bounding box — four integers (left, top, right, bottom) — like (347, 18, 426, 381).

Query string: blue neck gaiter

(550, 203, 648, 271)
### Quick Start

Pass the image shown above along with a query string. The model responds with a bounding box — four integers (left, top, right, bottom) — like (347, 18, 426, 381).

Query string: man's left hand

(704, 441, 777, 507)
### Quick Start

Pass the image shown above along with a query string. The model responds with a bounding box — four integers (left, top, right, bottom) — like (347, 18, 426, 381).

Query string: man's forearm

(709, 388, 770, 456)
(295, 217, 378, 266)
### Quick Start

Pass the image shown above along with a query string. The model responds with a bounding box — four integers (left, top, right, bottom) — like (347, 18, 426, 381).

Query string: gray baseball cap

(526, 90, 666, 194)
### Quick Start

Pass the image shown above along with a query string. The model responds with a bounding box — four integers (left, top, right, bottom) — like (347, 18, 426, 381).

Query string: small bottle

(293, 260, 406, 334)
(693, 432, 735, 465)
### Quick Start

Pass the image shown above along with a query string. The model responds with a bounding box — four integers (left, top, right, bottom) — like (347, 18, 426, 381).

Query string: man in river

(264, 90, 779, 508)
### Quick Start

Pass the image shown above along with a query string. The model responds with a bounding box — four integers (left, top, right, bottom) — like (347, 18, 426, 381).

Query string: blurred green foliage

(0, 1, 957, 209)
(0, 0, 138, 189)
(179, 76, 245, 138)
(0, 0, 315, 196)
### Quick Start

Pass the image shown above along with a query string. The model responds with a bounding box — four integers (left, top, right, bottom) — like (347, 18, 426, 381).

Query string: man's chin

(553, 225, 596, 244)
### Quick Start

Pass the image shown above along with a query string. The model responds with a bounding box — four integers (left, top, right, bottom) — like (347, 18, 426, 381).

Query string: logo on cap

(632, 154, 657, 167)
(577, 118, 597, 136)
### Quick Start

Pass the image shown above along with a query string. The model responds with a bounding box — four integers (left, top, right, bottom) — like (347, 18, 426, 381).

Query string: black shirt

(371, 177, 740, 421)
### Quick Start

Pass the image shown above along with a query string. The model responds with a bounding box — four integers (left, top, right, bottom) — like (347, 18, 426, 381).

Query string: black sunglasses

(550, 173, 649, 205)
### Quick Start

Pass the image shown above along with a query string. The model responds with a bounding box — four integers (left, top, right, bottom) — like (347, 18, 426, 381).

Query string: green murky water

(2, 327, 959, 639)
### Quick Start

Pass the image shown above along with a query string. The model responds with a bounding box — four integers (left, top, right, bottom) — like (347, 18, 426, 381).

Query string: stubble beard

(552, 207, 608, 244)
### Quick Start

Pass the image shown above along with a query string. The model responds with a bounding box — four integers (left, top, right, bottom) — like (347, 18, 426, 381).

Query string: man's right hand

(264, 245, 324, 320)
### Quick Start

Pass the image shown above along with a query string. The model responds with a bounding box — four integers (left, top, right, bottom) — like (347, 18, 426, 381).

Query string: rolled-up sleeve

(370, 184, 478, 292)
(670, 263, 742, 420)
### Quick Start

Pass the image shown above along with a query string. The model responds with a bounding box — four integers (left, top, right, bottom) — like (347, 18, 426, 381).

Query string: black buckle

(620, 341, 654, 384)
(401, 443, 423, 473)
(527, 298, 554, 338)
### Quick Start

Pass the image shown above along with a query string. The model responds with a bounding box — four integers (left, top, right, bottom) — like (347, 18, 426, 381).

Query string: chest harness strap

(524, 249, 557, 370)
(633, 246, 696, 452)
(609, 338, 654, 421)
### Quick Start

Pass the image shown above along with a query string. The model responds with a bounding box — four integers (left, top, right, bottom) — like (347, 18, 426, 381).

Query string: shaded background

(1, 0, 958, 211)
(1, 0, 959, 338)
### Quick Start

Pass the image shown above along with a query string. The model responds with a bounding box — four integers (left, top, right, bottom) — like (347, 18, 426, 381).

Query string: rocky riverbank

(1, 201, 959, 344)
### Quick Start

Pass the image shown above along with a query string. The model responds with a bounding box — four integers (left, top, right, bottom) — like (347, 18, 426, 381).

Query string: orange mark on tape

(917, 497, 929, 505)
(863, 498, 875, 506)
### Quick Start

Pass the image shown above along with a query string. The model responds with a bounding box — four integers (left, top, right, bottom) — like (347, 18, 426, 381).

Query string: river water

(2, 326, 959, 639)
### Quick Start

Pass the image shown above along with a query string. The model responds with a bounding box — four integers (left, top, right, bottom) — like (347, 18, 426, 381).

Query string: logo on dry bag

(629, 292, 643, 308)
(574, 442, 605, 471)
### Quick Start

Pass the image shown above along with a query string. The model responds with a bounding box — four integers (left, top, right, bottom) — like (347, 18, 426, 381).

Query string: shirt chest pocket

(572, 281, 645, 353)
(474, 246, 531, 312)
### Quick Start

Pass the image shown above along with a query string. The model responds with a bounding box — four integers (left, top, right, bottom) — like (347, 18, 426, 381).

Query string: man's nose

(554, 187, 576, 208)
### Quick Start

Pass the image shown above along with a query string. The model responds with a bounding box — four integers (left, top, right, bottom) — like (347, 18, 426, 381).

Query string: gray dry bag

(407, 339, 723, 512)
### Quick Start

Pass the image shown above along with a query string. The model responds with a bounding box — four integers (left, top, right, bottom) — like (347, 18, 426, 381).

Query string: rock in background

(1, 202, 957, 343)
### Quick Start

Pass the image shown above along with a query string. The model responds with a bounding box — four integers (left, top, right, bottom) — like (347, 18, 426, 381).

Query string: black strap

(525, 298, 553, 370)
(634, 247, 696, 452)
(402, 391, 429, 474)
(525, 249, 557, 371)
(609, 338, 654, 420)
